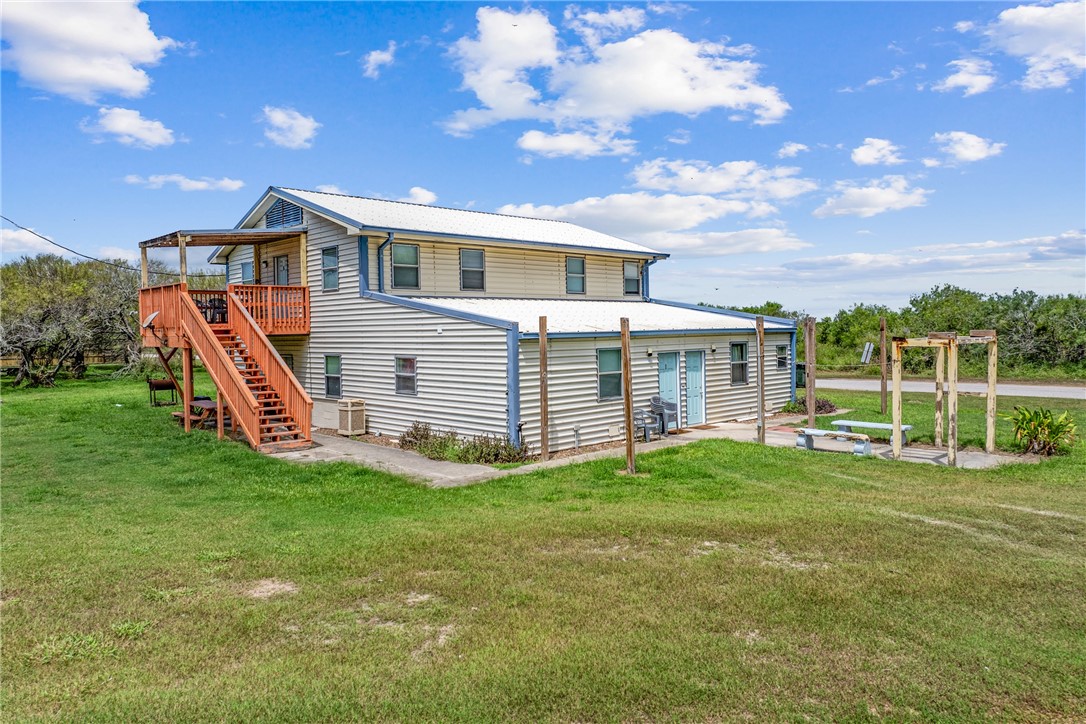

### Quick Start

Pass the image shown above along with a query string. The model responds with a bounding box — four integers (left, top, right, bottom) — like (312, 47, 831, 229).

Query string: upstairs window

(460, 249, 485, 291)
(623, 261, 640, 296)
(239, 261, 255, 285)
(321, 247, 339, 291)
(566, 257, 586, 294)
(265, 198, 302, 228)
(324, 355, 342, 398)
(776, 344, 789, 370)
(730, 343, 748, 385)
(395, 356, 417, 395)
(597, 349, 622, 400)
(392, 243, 420, 289)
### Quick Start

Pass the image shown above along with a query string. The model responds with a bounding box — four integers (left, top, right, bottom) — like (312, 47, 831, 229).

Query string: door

(273, 255, 289, 285)
(685, 351, 705, 426)
(658, 352, 679, 430)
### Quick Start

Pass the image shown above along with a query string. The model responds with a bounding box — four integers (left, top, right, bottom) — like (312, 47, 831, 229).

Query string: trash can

(338, 399, 366, 436)
(795, 362, 806, 388)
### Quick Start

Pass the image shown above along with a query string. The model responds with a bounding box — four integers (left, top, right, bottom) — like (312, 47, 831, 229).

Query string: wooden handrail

(138, 283, 186, 346)
(229, 284, 309, 335)
(227, 293, 312, 440)
(179, 293, 260, 447)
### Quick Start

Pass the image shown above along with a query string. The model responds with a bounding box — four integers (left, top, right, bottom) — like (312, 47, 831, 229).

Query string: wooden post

(756, 316, 766, 444)
(538, 316, 549, 461)
(182, 347, 194, 433)
(299, 232, 308, 286)
(879, 317, 887, 415)
(216, 386, 225, 441)
(986, 335, 998, 454)
(805, 317, 816, 428)
(177, 233, 188, 285)
(253, 243, 262, 284)
(140, 246, 149, 288)
(934, 345, 945, 449)
(621, 318, 635, 475)
(947, 336, 959, 468)
(891, 339, 903, 460)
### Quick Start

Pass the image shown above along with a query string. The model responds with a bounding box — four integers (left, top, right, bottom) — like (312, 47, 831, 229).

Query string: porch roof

(138, 226, 306, 248)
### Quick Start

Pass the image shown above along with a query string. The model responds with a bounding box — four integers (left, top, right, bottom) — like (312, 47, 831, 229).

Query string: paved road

(817, 378, 1085, 400)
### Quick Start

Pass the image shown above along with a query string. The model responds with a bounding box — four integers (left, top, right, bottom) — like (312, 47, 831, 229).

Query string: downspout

(789, 327, 798, 402)
(506, 324, 521, 447)
(376, 232, 394, 293)
(357, 236, 369, 290)
(642, 258, 659, 300)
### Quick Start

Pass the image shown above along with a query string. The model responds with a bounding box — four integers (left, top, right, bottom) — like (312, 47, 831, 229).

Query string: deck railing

(227, 292, 313, 439)
(139, 283, 186, 348)
(229, 284, 310, 335)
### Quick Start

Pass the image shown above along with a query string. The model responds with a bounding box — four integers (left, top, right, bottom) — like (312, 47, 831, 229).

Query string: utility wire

(0, 215, 226, 278)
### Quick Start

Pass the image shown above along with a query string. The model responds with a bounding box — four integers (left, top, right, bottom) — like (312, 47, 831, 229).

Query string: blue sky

(2, 1, 1083, 314)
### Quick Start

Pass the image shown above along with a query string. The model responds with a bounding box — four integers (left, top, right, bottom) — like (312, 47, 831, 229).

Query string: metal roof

(271, 187, 664, 257)
(415, 298, 793, 335)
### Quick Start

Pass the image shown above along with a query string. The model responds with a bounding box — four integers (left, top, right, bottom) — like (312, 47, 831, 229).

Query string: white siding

(518, 332, 793, 452)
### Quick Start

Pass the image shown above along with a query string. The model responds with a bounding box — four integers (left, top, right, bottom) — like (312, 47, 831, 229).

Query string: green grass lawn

(2, 373, 1085, 721)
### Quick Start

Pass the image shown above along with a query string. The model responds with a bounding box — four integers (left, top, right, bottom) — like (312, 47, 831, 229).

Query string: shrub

(398, 422, 531, 464)
(457, 434, 532, 464)
(398, 421, 433, 451)
(1002, 406, 1077, 455)
(783, 397, 838, 415)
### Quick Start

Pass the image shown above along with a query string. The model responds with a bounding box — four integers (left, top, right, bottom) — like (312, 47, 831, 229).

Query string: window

(324, 355, 342, 398)
(265, 198, 303, 228)
(776, 344, 788, 370)
(566, 257, 586, 294)
(623, 261, 640, 296)
(392, 243, 420, 289)
(597, 348, 622, 400)
(730, 343, 748, 385)
(460, 249, 485, 291)
(239, 261, 254, 285)
(321, 247, 339, 290)
(282, 353, 294, 372)
(395, 356, 417, 395)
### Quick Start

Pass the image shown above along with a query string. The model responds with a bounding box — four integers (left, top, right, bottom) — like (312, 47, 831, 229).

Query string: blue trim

(358, 236, 369, 291)
(235, 186, 278, 229)
(789, 328, 798, 401)
(360, 289, 515, 330)
(521, 328, 763, 340)
(506, 325, 521, 447)
(648, 297, 796, 328)
(376, 232, 393, 293)
(224, 259, 230, 284)
(641, 259, 658, 300)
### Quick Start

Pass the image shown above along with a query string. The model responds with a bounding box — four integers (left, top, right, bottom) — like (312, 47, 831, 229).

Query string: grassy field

(2, 373, 1085, 721)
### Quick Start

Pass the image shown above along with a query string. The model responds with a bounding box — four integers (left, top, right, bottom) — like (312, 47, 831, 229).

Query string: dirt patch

(412, 624, 455, 657)
(405, 592, 434, 606)
(244, 578, 298, 599)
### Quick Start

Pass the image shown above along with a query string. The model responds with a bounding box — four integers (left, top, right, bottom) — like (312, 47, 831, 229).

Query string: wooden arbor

(891, 330, 998, 466)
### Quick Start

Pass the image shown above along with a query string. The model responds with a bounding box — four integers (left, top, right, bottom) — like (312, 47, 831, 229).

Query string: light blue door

(686, 351, 705, 425)
(658, 352, 679, 430)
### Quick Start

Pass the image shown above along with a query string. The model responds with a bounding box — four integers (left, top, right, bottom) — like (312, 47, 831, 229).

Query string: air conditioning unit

(338, 399, 366, 436)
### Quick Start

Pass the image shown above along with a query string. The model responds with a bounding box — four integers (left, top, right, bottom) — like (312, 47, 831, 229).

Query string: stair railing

(178, 293, 261, 447)
(226, 292, 313, 442)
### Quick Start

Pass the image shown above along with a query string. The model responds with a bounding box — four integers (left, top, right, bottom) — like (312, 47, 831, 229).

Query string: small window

(282, 353, 294, 372)
(597, 348, 622, 400)
(566, 257, 586, 294)
(392, 244, 420, 289)
(460, 249, 485, 291)
(240, 261, 254, 285)
(776, 344, 788, 370)
(324, 355, 342, 398)
(321, 247, 339, 290)
(623, 261, 640, 296)
(265, 198, 303, 228)
(395, 356, 417, 395)
(730, 343, 748, 385)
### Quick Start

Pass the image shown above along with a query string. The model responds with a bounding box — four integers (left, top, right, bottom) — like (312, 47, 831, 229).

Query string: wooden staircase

(211, 325, 309, 450)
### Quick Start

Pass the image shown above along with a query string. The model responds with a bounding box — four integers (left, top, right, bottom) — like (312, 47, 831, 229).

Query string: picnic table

(831, 420, 912, 446)
(172, 399, 222, 429)
(796, 428, 872, 456)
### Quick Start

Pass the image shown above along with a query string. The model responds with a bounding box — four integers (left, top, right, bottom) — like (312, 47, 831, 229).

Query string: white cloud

(666, 129, 691, 145)
(913, 229, 1084, 261)
(921, 158, 942, 168)
(362, 41, 397, 79)
(813, 175, 931, 218)
(931, 131, 1006, 163)
(0, 0, 176, 103)
(80, 107, 174, 149)
(932, 58, 997, 96)
(631, 158, 818, 201)
(517, 129, 636, 158)
(398, 187, 437, 205)
(97, 245, 140, 263)
(445, 7, 789, 156)
(777, 142, 808, 159)
(1, 228, 57, 256)
(984, 0, 1085, 89)
(840, 67, 906, 92)
(637, 227, 811, 256)
(851, 138, 905, 166)
(954, 20, 976, 33)
(125, 174, 245, 191)
(315, 184, 347, 194)
(261, 106, 321, 149)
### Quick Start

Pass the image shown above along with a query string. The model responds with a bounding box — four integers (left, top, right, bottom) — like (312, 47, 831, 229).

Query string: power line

(0, 215, 226, 278)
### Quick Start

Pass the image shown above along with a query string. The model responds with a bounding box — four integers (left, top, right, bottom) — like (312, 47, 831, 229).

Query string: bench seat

(796, 428, 872, 456)
(831, 420, 912, 445)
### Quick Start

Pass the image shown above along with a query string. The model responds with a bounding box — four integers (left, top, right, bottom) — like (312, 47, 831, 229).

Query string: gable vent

(265, 198, 303, 228)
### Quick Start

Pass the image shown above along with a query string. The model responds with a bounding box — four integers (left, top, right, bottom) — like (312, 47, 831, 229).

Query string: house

(136, 187, 797, 453)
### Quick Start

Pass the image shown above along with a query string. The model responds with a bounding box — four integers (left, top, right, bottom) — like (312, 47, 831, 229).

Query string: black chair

(206, 297, 228, 324)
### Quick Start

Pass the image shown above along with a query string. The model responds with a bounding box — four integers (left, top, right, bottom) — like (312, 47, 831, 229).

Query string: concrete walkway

(819, 377, 1085, 400)
(269, 421, 1028, 488)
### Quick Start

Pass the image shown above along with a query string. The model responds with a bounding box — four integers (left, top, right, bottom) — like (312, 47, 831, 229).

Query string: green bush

(1002, 406, 1077, 455)
(398, 421, 433, 451)
(784, 397, 838, 415)
(398, 421, 531, 464)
